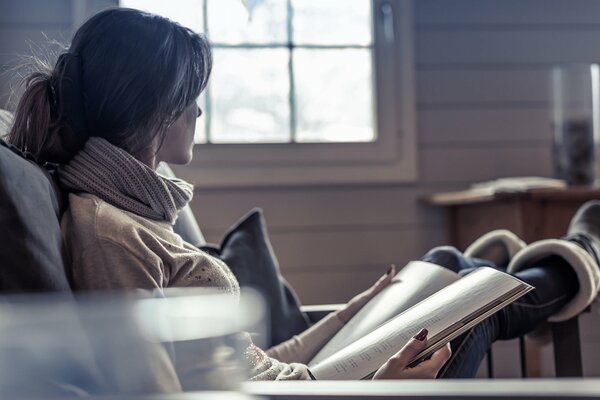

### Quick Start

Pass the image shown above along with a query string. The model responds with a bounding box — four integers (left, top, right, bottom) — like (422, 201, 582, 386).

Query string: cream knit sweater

(59, 138, 345, 389)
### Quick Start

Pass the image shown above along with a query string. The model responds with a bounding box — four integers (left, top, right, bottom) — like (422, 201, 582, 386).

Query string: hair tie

(47, 78, 57, 108)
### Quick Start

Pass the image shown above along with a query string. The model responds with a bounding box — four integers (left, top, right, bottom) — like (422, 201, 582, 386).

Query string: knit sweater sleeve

(73, 239, 312, 383)
(265, 311, 345, 365)
(72, 237, 165, 291)
(240, 334, 314, 381)
(69, 240, 185, 393)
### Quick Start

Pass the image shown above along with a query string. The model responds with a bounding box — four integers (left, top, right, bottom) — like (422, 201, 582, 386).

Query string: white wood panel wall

(197, 0, 600, 305)
(0, 0, 588, 304)
(0, 0, 114, 107)
(2, 0, 600, 377)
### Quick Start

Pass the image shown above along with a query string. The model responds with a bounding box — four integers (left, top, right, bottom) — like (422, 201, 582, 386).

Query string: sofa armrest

(301, 304, 344, 324)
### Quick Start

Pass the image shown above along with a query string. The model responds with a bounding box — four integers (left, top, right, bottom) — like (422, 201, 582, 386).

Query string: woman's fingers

(410, 343, 452, 378)
(386, 329, 428, 367)
(337, 265, 396, 323)
(372, 328, 429, 380)
(430, 343, 452, 366)
(373, 326, 452, 380)
(379, 264, 396, 288)
(368, 264, 396, 296)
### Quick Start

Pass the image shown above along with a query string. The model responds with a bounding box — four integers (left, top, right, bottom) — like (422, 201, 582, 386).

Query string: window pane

(210, 49, 290, 143)
(120, 0, 204, 32)
(292, 0, 372, 46)
(294, 49, 374, 143)
(194, 94, 207, 144)
(194, 118, 207, 143)
(207, 0, 287, 45)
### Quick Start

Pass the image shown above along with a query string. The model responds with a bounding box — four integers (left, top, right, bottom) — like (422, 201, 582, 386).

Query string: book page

(309, 261, 460, 366)
(310, 267, 533, 380)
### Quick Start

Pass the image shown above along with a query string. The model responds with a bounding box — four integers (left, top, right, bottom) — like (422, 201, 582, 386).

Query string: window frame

(131, 0, 419, 187)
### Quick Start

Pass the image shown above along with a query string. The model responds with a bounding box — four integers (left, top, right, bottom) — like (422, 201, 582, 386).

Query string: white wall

(2, 0, 600, 378)
(0, 0, 114, 107)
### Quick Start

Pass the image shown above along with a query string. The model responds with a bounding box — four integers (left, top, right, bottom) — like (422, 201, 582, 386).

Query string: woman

(7, 8, 451, 386)
(7, 7, 599, 389)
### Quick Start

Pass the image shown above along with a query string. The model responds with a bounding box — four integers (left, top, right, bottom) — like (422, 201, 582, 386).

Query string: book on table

(307, 261, 534, 380)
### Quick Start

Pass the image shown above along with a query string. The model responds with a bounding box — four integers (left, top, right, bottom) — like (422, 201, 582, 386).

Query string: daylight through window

(120, 0, 375, 145)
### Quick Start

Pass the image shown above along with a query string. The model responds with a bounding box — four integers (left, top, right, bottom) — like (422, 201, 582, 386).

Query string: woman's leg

(430, 202, 600, 377)
(420, 246, 505, 377)
(438, 255, 579, 378)
(421, 246, 498, 274)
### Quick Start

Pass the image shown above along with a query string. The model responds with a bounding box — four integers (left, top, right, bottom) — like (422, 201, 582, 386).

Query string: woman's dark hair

(7, 8, 212, 164)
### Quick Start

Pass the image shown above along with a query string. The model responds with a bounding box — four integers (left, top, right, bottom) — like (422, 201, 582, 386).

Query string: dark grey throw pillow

(201, 208, 309, 347)
(0, 139, 70, 292)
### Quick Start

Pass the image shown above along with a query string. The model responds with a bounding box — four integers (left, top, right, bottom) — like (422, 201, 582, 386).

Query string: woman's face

(156, 103, 201, 165)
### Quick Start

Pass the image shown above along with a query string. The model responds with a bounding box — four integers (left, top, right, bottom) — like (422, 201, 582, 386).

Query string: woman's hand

(373, 329, 452, 380)
(337, 265, 396, 323)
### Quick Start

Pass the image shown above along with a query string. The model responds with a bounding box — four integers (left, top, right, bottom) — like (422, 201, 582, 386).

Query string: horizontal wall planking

(578, 305, 600, 342)
(536, 339, 600, 377)
(579, 310, 600, 376)
(90, 0, 119, 13)
(0, 66, 19, 110)
(417, 29, 600, 66)
(190, 187, 447, 232)
(202, 226, 447, 270)
(0, 28, 70, 64)
(283, 267, 390, 304)
(420, 145, 553, 184)
(415, 0, 600, 27)
(582, 339, 600, 377)
(417, 69, 551, 106)
(485, 339, 523, 378)
(246, 226, 446, 270)
(419, 108, 552, 145)
(0, 0, 72, 24)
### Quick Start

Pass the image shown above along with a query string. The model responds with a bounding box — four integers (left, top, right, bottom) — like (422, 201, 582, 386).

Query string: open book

(308, 262, 534, 380)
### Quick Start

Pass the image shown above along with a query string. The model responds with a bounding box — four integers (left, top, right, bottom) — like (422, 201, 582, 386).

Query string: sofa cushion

(202, 209, 310, 347)
(0, 139, 70, 292)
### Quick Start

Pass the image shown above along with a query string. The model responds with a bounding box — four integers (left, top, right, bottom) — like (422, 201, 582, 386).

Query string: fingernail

(413, 328, 428, 341)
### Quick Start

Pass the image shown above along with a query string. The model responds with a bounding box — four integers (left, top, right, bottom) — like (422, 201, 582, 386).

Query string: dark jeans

(419, 246, 580, 378)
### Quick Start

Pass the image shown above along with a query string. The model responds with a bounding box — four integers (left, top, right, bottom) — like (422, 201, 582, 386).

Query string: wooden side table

(425, 187, 600, 378)
(426, 187, 600, 250)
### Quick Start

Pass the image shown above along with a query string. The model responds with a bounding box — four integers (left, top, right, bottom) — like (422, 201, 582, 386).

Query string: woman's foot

(507, 201, 600, 322)
(565, 200, 600, 266)
(464, 229, 526, 268)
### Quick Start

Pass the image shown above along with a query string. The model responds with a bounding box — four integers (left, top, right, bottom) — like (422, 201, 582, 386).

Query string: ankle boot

(507, 201, 600, 322)
(564, 200, 600, 266)
(464, 229, 526, 267)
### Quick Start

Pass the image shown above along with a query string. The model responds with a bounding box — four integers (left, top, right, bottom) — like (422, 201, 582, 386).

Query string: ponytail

(7, 53, 88, 164)
(8, 71, 54, 162)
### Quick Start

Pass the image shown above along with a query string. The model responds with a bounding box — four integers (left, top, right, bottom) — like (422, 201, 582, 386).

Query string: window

(120, 0, 417, 187)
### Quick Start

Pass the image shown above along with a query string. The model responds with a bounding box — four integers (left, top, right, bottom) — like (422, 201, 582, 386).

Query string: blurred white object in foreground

(0, 288, 265, 398)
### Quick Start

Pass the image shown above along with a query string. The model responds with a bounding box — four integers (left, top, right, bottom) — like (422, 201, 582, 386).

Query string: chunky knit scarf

(59, 137, 193, 224)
